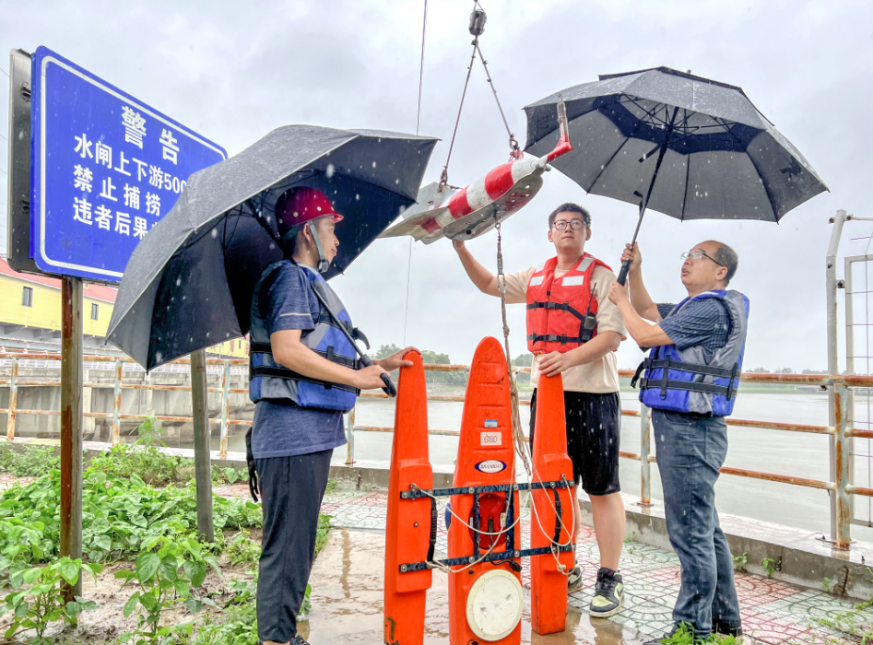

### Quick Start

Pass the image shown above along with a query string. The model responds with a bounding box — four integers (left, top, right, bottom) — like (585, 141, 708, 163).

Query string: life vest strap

(525, 300, 587, 321)
(249, 365, 360, 394)
(643, 357, 738, 379)
(526, 333, 587, 345)
(251, 343, 360, 370)
(637, 377, 737, 400)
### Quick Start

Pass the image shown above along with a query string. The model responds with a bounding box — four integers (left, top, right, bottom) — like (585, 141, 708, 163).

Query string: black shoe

(643, 623, 708, 645)
(295, 636, 312, 645)
(713, 619, 743, 637)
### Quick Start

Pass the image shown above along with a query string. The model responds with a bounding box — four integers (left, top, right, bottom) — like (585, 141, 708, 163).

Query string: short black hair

(713, 242, 739, 286)
(548, 203, 591, 229)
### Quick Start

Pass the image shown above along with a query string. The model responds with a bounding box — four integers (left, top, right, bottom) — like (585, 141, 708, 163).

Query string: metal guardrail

(0, 350, 870, 547)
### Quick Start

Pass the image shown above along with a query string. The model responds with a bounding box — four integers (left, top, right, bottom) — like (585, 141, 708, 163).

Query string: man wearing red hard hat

(248, 186, 415, 645)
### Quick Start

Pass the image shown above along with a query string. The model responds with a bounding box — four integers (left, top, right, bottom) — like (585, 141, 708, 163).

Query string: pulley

(469, 6, 487, 37)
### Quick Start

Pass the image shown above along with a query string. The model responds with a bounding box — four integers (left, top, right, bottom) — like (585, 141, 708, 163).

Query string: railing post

(112, 359, 122, 446)
(826, 209, 848, 541)
(6, 357, 18, 441)
(639, 403, 652, 506)
(834, 381, 851, 548)
(346, 405, 356, 465)
(219, 360, 230, 459)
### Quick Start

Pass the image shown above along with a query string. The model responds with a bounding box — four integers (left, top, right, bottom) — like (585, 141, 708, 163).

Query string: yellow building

(0, 257, 248, 358)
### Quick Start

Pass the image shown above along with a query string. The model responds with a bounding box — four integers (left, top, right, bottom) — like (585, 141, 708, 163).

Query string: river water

(215, 387, 873, 542)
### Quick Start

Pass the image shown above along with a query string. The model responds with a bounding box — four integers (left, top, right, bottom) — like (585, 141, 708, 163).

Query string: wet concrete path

(301, 527, 646, 645)
(286, 489, 873, 644)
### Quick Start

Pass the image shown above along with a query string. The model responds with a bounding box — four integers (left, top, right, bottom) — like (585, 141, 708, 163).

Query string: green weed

(657, 622, 739, 645)
(0, 444, 60, 478)
(762, 557, 777, 578)
(0, 557, 101, 644)
(315, 514, 331, 557)
(212, 467, 244, 485)
(226, 531, 260, 567)
(731, 552, 748, 574)
(116, 536, 221, 645)
(0, 463, 261, 564)
(89, 418, 193, 486)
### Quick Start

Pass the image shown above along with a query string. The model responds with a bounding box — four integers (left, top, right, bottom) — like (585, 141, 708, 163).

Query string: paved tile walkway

(320, 489, 873, 645)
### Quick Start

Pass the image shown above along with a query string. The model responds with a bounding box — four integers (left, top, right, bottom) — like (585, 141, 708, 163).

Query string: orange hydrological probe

(448, 337, 523, 645)
(384, 351, 434, 645)
(529, 371, 576, 635)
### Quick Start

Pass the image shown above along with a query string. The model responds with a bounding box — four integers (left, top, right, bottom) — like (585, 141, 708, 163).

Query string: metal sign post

(59, 276, 83, 600)
(190, 349, 214, 543)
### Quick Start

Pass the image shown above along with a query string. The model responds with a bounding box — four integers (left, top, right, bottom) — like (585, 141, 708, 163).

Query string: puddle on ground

(303, 528, 647, 645)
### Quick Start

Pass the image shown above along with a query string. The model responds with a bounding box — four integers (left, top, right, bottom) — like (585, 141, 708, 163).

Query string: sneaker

(589, 567, 623, 618)
(294, 636, 312, 645)
(567, 564, 584, 593)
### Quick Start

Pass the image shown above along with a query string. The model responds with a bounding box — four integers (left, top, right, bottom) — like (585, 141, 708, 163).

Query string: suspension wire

(403, 0, 429, 347)
(415, 0, 428, 136)
(440, 39, 478, 189)
(495, 219, 532, 476)
(474, 42, 518, 153)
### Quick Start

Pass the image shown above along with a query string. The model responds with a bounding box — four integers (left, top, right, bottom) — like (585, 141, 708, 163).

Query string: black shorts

(529, 390, 621, 496)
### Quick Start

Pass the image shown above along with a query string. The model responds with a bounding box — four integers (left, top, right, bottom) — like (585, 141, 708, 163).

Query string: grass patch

(0, 444, 60, 478)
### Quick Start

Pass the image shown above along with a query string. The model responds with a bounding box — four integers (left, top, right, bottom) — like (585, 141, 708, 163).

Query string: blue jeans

(653, 410, 741, 636)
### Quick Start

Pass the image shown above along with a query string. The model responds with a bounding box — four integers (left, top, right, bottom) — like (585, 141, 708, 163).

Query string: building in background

(0, 257, 248, 358)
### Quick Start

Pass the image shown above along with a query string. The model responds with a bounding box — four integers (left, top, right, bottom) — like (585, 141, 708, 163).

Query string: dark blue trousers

(653, 410, 741, 637)
(256, 449, 332, 643)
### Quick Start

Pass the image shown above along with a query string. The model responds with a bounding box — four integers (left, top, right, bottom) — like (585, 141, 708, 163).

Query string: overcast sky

(2, 0, 871, 372)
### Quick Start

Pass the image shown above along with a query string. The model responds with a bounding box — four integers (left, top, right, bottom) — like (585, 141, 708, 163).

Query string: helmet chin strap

(307, 220, 330, 273)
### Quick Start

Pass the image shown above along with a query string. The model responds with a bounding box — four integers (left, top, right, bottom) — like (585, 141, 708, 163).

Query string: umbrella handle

(359, 354, 397, 398)
(617, 261, 631, 286)
(380, 373, 398, 398)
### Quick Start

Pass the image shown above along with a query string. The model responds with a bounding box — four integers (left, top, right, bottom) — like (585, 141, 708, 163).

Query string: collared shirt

(657, 299, 732, 356)
(500, 263, 627, 393)
(251, 262, 346, 460)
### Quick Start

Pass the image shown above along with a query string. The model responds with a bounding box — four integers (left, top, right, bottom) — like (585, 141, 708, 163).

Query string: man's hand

(452, 239, 466, 253)
(537, 351, 575, 377)
(608, 280, 630, 306)
(355, 364, 391, 390)
(621, 242, 642, 272)
(374, 346, 420, 371)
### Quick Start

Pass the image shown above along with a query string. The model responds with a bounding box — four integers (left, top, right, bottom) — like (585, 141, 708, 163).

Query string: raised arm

(452, 240, 500, 297)
(621, 243, 662, 323)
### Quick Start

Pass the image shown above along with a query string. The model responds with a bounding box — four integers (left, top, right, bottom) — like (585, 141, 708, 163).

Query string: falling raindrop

(176, 278, 181, 287)
(326, 163, 336, 179)
(211, 229, 218, 238)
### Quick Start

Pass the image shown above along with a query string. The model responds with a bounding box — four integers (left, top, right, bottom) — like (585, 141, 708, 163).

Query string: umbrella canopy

(106, 124, 438, 370)
(524, 67, 827, 223)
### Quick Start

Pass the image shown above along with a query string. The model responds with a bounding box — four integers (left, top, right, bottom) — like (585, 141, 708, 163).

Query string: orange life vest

(526, 254, 611, 354)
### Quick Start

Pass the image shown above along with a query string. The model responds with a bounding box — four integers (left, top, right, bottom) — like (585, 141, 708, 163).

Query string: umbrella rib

(586, 97, 660, 192)
(743, 149, 780, 223)
(680, 153, 691, 221)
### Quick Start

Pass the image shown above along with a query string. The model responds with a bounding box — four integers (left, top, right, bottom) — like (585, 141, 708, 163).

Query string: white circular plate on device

(466, 569, 524, 642)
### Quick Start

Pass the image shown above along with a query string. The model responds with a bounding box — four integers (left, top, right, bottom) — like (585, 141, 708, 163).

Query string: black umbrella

(106, 125, 438, 370)
(524, 67, 828, 282)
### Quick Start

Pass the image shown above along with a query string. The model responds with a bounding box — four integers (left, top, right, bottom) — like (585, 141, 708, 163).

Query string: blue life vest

(248, 261, 361, 412)
(633, 290, 749, 416)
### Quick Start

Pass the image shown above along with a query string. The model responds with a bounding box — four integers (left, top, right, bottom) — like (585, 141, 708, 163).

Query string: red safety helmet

(275, 186, 344, 237)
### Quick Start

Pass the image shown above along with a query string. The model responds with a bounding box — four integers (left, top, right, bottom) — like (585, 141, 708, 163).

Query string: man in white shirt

(453, 203, 627, 617)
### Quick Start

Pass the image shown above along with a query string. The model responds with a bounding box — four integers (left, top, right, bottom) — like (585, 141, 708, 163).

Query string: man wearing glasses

(608, 241, 748, 643)
(453, 203, 627, 618)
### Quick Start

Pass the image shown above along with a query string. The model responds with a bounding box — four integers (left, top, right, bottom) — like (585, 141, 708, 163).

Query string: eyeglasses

(681, 250, 725, 267)
(553, 219, 587, 231)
